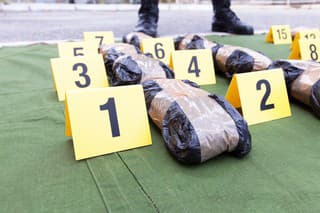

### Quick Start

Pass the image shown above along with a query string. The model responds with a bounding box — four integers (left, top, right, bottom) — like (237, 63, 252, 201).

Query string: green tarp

(1, 35, 320, 213)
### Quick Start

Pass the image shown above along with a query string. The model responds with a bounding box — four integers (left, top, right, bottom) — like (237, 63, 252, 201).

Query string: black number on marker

(256, 79, 275, 111)
(305, 33, 316, 39)
(100, 97, 120, 137)
(309, 44, 318, 61)
(73, 47, 84, 56)
(276, 29, 287, 40)
(154, 43, 165, 59)
(188, 56, 200, 77)
(72, 63, 91, 88)
(95, 36, 104, 46)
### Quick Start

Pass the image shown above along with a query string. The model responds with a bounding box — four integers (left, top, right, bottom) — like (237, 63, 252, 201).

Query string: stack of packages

(100, 32, 251, 164)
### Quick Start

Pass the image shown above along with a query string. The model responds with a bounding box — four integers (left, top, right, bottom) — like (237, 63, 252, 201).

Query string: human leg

(134, 0, 159, 37)
(211, 0, 254, 35)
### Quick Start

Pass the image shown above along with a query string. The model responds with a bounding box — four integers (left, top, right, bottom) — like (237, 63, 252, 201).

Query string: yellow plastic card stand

(291, 29, 320, 50)
(65, 85, 152, 160)
(299, 39, 320, 62)
(288, 39, 301, 59)
(50, 55, 108, 101)
(170, 49, 216, 85)
(83, 31, 115, 49)
(225, 69, 291, 125)
(289, 39, 320, 61)
(265, 25, 292, 44)
(57, 41, 100, 58)
(141, 37, 175, 65)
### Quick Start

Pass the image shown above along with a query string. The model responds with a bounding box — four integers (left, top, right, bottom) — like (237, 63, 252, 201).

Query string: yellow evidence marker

(141, 37, 175, 65)
(50, 55, 108, 101)
(83, 31, 115, 49)
(170, 49, 216, 85)
(225, 69, 291, 125)
(65, 85, 152, 160)
(57, 41, 100, 58)
(265, 25, 292, 44)
(289, 39, 320, 62)
(291, 29, 320, 50)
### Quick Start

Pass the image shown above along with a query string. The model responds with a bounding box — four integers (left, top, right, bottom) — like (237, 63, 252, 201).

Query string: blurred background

(1, 0, 320, 4)
(1, 0, 319, 44)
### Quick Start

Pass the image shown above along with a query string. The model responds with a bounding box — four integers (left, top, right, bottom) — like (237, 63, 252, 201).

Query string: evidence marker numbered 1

(65, 85, 152, 160)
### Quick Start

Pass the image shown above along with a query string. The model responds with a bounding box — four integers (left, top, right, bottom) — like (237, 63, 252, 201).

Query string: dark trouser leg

(211, 0, 254, 35)
(134, 0, 159, 37)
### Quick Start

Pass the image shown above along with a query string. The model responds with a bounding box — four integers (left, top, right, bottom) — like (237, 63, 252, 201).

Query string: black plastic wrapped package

(269, 59, 320, 117)
(143, 79, 251, 164)
(99, 43, 140, 77)
(111, 53, 174, 86)
(174, 34, 218, 50)
(122, 32, 153, 50)
(211, 45, 272, 78)
(174, 34, 272, 78)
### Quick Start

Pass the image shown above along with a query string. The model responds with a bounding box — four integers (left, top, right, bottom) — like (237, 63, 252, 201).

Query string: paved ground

(1, 3, 320, 45)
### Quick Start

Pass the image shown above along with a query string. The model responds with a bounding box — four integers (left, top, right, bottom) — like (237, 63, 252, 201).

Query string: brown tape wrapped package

(100, 39, 252, 164)
(99, 43, 140, 78)
(143, 79, 251, 164)
(122, 32, 153, 50)
(111, 53, 174, 85)
(269, 59, 320, 117)
(174, 34, 272, 78)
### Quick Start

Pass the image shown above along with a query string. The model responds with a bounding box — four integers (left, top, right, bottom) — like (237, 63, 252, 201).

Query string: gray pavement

(1, 3, 320, 45)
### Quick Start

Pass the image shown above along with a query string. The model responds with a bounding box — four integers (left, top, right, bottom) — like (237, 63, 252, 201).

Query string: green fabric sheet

(0, 35, 320, 213)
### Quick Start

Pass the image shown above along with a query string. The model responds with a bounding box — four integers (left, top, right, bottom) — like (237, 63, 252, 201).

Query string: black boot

(211, 0, 254, 35)
(134, 0, 159, 37)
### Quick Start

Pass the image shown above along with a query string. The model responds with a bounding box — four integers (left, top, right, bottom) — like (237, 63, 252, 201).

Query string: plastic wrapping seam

(185, 35, 206, 50)
(268, 60, 304, 86)
(104, 48, 125, 78)
(181, 80, 200, 88)
(142, 80, 163, 110)
(209, 94, 251, 158)
(174, 35, 185, 50)
(310, 79, 320, 118)
(111, 55, 142, 86)
(123, 34, 141, 50)
(211, 44, 224, 74)
(225, 50, 254, 78)
(159, 61, 175, 79)
(162, 101, 201, 164)
(144, 52, 154, 58)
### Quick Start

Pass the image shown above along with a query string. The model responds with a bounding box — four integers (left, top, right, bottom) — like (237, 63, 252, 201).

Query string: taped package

(269, 59, 320, 117)
(100, 43, 140, 78)
(174, 34, 272, 78)
(122, 32, 153, 50)
(174, 34, 218, 50)
(143, 79, 252, 164)
(111, 53, 174, 86)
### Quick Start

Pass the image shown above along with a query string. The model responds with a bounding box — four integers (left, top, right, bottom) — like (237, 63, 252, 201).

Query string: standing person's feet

(134, 14, 158, 37)
(211, 8, 254, 35)
(133, 0, 159, 37)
